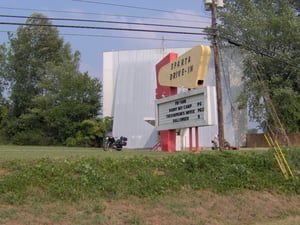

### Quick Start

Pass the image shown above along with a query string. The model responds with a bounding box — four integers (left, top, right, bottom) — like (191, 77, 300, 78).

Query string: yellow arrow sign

(158, 45, 211, 89)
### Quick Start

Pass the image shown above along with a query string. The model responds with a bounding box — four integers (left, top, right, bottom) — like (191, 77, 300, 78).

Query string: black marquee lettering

(188, 65, 193, 73)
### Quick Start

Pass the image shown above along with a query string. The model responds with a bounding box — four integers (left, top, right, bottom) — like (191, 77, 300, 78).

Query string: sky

(0, 0, 212, 80)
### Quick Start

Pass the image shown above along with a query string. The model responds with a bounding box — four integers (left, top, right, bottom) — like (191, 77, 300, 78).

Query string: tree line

(218, 0, 300, 134)
(0, 13, 111, 146)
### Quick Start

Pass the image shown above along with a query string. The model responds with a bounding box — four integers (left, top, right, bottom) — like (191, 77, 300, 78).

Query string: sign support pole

(195, 127, 200, 152)
(155, 53, 178, 152)
(189, 128, 193, 152)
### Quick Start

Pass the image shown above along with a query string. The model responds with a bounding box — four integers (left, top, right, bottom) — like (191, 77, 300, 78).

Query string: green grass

(0, 145, 166, 161)
(0, 146, 300, 225)
(0, 146, 299, 205)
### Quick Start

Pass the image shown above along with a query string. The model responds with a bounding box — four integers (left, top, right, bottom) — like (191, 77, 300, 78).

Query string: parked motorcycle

(103, 136, 127, 151)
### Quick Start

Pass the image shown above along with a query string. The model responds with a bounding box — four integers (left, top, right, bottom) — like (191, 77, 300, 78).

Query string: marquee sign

(158, 45, 211, 89)
(155, 86, 217, 130)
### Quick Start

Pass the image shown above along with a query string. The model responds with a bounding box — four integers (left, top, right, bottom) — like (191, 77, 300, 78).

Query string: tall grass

(0, 148, 299, 205)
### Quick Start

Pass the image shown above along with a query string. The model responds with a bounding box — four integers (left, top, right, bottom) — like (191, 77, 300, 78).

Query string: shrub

(11, 130, 56, 145)
(65, 137, 77, 147)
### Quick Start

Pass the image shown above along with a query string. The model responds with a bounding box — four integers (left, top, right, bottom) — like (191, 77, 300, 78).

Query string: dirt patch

(0, 167, 8, 176)
(102, 191, 300, 225)
(1, 191, 300, 225)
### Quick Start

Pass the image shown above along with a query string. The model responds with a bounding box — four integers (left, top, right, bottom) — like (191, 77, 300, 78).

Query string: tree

(7, 13, 64, 117)
(0, 44, 8, 126)
(1, 13, 103, 145)
(0, 44, 7, 97)
(32, 52, 102, 143)
(218, 0, 300, 132)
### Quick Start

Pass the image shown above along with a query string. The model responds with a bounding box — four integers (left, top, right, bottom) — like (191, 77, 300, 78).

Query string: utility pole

(205, 0, 225, 148)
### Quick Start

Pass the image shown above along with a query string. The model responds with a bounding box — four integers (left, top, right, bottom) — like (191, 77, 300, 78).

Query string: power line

(0, 6, 210, 24)
(0, 21, 209, 36)
(72, 0, 210, 19)
(0, 30, 206, 43)
(62, 33, 204, 42)
(0, 14, 210, 30)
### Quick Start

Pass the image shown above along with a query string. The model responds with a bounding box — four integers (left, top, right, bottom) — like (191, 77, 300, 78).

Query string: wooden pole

(211, 0, 225, 148)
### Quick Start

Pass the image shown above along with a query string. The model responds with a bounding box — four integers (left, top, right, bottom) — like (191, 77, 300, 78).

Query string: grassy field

(0, 145, 167, 160)
(0, 145, 299, 225)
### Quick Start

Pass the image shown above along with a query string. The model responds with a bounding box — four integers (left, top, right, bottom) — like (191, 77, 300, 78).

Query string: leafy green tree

(32, 53, 102, 143)
(218, 0, 300, 132)
(0, 44, 7, 94)
(7, 13, 64, 117)
(1, 13, 103, 145)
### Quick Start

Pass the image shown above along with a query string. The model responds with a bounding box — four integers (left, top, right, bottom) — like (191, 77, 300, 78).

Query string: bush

(11, 130, 56, 145)
(65, 137, 77, 147)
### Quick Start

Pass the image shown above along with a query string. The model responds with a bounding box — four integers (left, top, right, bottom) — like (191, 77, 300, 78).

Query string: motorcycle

(103, 136, 127, 151)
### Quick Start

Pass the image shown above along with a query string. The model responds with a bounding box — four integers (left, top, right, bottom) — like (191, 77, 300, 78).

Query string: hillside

(0, 147, 299, 224)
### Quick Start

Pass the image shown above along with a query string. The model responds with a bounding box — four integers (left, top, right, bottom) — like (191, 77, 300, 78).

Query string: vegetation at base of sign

(0, 148, 299, 205)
